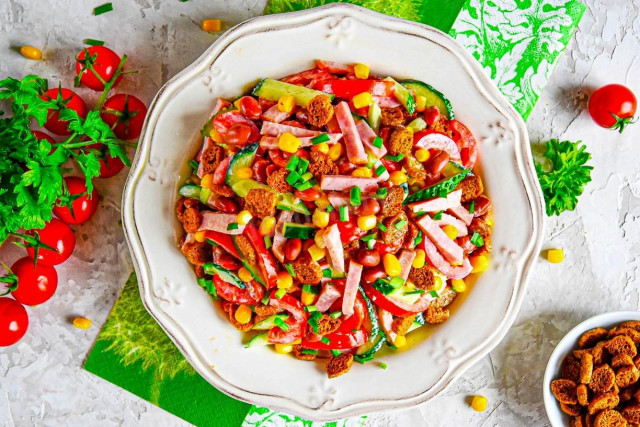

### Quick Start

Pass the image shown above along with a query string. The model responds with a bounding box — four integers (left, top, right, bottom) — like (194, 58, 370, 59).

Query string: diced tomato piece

(204, 231, 241, 258)
(328, 210, 366, 243)
(244, 223, 278, 289)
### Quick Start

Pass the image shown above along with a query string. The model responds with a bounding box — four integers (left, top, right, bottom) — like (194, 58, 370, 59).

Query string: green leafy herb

(470, 232, 484, 247)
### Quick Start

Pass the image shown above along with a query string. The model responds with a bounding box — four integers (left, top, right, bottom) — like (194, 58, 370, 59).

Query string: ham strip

(335, 101, 367, 165)
(373, 160, 390, 182)
(372, 96, 400, 108)
(320, 175, 378, 192)
(410, 190, 462, 213)
(378, 307, 398, 344)
(386, 292, 435, 313)
(327, 192, 374, 208)
(355, 120, 387, 159)
(272, 210, 294, 263)
(398, 250, 416, 281)
(342, 261, 363, 317)
(433, 213, 468, 236)
(259, 133, 342, 149)
(449, 205, 474, 226)
(422, 237, 473, 279)
(181, 233, 195, 251)
(417, 215, 464, 264)
(261, 104, 291, 123)
(315, 284, 342, 312)
(323, 224, 344, 273)
(260, 121, 320, 137)
(414, 133, 461, 163)
(198, 212, 245, 235)
(211, 98, 231, 116)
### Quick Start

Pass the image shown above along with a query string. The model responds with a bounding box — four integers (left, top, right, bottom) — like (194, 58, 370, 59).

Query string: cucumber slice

(384, 77, 415, 115)
(283, 222, 317, 240)
(199, 188, 212, 204)
(277, 193, 310, 215)
(368, 102, 381, 133)
(407, 117, 427, 132)
(231, 236, 265, 285)
(359, 286, 380, 338)
(403, 169, 471, 205)
(252, 313, 289, 330)
(252, 78, 333, 108)
(231, 179, 272, 198)
(226, 143, 259, 188)
(245, 332, 270, 348)
(179, 184, 201, 199)
(202, 262, 246, 289)
(406, 314, 426, 334)
(441, 161, 466, 178)
(386, 286, 422, 305)
(401, 80, 455, 120)
(356, 333, 385, 357)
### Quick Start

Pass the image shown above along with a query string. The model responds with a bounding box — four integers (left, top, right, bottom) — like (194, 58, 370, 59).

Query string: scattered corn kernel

(433, 275, 443, 291)
(237, 210, 253, 226)
(354, 63, 370, 79)
(351, 167, 373, 178)
(352, 92, 373, 109)
(415, 95, 427, 112)
(314, 142, 330, 154)
(20, 45, 42, 60)
(238, 267, 253, 283)
(202, 19, 222, 32)
(72, 317, 91, 330)
(259, 216, 276, 236)
(394, 335, 407, 347)
(314, 230, 326, 249)
(412, 249, 426, 269)
(451, 279, 466, 293)
(389, 171, 408, 185)
(301, 290, 316, 306)
(312, 209, 330, 229)
(277, 271, 293, 289)
(210, 129, 224, 143)
(275, 343, 293, 354)
(328, 143, 343, 161)
(277, 95, 296, 113)
(200, 174, 214, 190)
(236, 167, 253, 180)
(486, 217, 494, 227)
(471, 395, 488, 412)
(194, 230, 207, 243)
(546, 248, 564, 264)
(315, 194, 330, 210)
(234, 304, 252, 324)
(415, 148, 431, 162)
(357, 215, 377, 231)
(278, 132, 301, 153)
(442, 225, 459, 240)
(470, 255, 489, 273)
(383, 253, 402, 277)
(308, 244, 326, 262)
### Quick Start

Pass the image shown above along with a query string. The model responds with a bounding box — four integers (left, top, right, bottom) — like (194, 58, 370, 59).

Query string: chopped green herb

(389, 276, 405, 289)
(227, 222, 239, 231)
(375, 187, 388, 199)
(301, 171, 313, 181)
(377, 223, 387, 232)
(339, 205, 348, 222)
(372, 278, 395, 295)
(308, 311, 322, 333)
(322, 269, 332, 278)
(275, 288, 287, 299)
(84, 38, 105, 46)
(286, 155, 300, 172)
(361, 233, 376, 242)
(355, 355, 374, 363)
(394, 219, 407, 229)
(274, 316, 290, 332)
(375, 164, 387, 177)
(311, 133, 330, 144)
(279, 205, 292, 211)
(188, 159, 199, 171)
(264, 235, 272, 249)
(414, 230, 423, 246)
(367, 239, 375, 249)
(197, 277, 217, 298)
(404, 289, 425, 295)
(470, 232, 484, 247)
(298, 158, 310, 174)
(302, 284, 320, 294)
(301, 349, 318, 355)
(93, 2, 113, 15)
(433, 210, 443, 220)
(295, 180, 313, 191)
(261, 295, 270, 305)
(350, 186, 361, 206)
(305, 305, 318, 312)
(285, 263, 296, 277)
(321, 336, 331, 345)
(329, 311, 342, 319)
(379, 362, 388, 369)
(429, 290, 439, 298)
(205, 238, 217, 246)
(384, 153, 404, 162)
(469, 200, 475, 214)
(372, 136, 383, 149)
(331, 349, 341, 357)
(286, 171, 301, 185)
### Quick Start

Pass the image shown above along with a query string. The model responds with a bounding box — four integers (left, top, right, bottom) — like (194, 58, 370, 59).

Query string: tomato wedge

(301, 328, 368, 350)
(363, 283, 412, 317)
(268, 291, 308, 343)
(243, 223, 278, 289)
(213, 275, 264, 304)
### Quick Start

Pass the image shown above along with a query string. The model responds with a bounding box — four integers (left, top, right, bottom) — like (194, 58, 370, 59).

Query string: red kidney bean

(357, 249, 381, 267)
(354, 198, 380, 216)
(285, 238, 302, 261)
(217, 254, 242, 270)
(428, 151, 450, 175)
(295, 188, 320, 202)
(471, 195, 491, 217)
(213, 197, 238, 214)
(223, 124, 251, 145)
(362, 266, 387, 284)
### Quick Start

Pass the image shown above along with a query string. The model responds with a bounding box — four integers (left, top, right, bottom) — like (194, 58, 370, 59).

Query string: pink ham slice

(316, 60, 350, 74)
(326, 192, 374, 208)
(386, 292, 435, 313)
(417, 215, 464, 264)
(414, 133, 461, 163)
(181, 233, 195, 251)
(410, 190, 462, 213)
(398, 250, 416, 281)
(342, 261, 363, 317)
(433, 213, 468, 236)
(377, 307, 398, 343)
(260, 121, 320, 138)
(259, 133, 342, 149)
(320, 175, 378, 192)
(198, 212, 245, 235)
(272, 210, 294, 263)
(323, 224, 345, 273)
(449, 205, 474, 226)
(422, 236, 473, 279)
(315, 284, 342, 312)
(211, 156, 231, 185)
(372, 96, 400, 108)
(373, 160, 390, 182)
(335, 101, 367, 165)
(211, 98, 231, 116)
(261, 104, 291, 123)
(355, 120, 387, 159)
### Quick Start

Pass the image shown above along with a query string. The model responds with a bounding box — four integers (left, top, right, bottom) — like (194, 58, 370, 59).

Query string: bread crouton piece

(402, 155, 427, 181)
(316, 315, 341, 335)
(580, 328, 609, 348)
(387, 127, 413, 156)
(343, 240, 361, 261)
(458, 175, 484, 203)
(210, 184, 235, 198)
(609, 327, 640, 344)
(612, 354, 635, 369)
(245, 188, 277, 219)
(291, 253, 323, 285)
(227, 304, 254, 332)
(577, 384, 590, 406)
(431, 287, 457, 309)
(560, 402, 582, 417)
(619, 385, 637, 403)
(181, 207, 203, 234)
(307, 95, 334, 128)
(293, 345, 317, 361)
(380, 107, 405, 127)
(592, 341, 608, 365)
(380, 185, 404, 217)
(409, 266, 436, 290)
(392, 315, 416, 336)
(234, 235, 257, 266)
(267, 168, 293, 193)
(254, 305, 281, 317)
(181, 240, 212, 265)
(176, 197, 202, 223)
(425, 306, 450, 324)
(605, 335, 637, 358)
(201, 143, 225, 176)
(381, 212, 408, 245)
(551, 379, 579, 404)
(469, 217, 492, 254)
(581, 353, 594, 384)
(570, 416, 586, 427)
(563, 355, 583, 383)
(327, 353, 354, 379)
(620, 321, 640, 332)
(588, 392, 619, 415)
(616, 365, 640, 388)
(594, 409, 627, 427)
(590, 365, 616, 394)
(308, 150, 338, 179)
(622, 403, 640, 424)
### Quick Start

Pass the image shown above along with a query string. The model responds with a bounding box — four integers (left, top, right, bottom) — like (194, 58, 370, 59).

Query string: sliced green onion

(301, 349, 318, 355)
(339, 205, 348, 222)
(379, 362, 388, 370)
(429, 290, 439, 298)
(389, 276, 405, 289)
(188, 160, 199, 171)
(302, 284, 320, 294)
(367, 239, 375, 250)
(355, 355, 374, 364)
(321, 336, 331, 345)
(285, 263, 296, 277)
(326, 204, 334, 213)
(394, 219, 407, 229)
(305, 305, 318, 312)
(227, 223, 239, 231)
(295, 181, 313, 191)
(264, 235, 272, 249)
(261, 295, 270, 305)
(384, 153, 404, 162)
(372, 136, 383, 149)
(329, 311, 342, 319)
(84, 38, 105, 46)
(286, 155, 300, 172)
(415, 211, 428, 217)
(322, 269, 333, 278)
(361, 233, 376, 242)
(274, 317, 290, 332)
(414, 230, 423, 246)
(404, 289, 425, 295)
(350, 186, 362, 207)
(205, 238, 217, 246)
(469, 200, 475, 214)
(286, 171, 301, 185)
(470, 232, 484, 247)
(374, 164, 387, 177)
(308, 311, 322, 333)
(94, 2, 113, 15)
(301, 172, 313, 181)
(275, 288, 287, 299)
(433, 210, 443, 220)
(378, 223, 387, 232)
(311, 133, 330, 144)
(298, 158, 310, 174)
(331, 349, 341, 357)
(375, 187, 388, 199)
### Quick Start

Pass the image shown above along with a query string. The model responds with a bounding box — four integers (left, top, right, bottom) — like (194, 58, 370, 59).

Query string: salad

(176, 60, 492, 378)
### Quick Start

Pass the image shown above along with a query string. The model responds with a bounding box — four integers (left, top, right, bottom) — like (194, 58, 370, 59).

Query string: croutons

(409, 266, 436, 290)
(425, 306, 450, 324)
(561, 402, 582, 417)
(254, 305, 281, 317)
(402, 155, 427, 181)
(387, 127, 413, 156)
(210, 184, 235, 197)
(308, 150, 338, 179)
(620, 321, 640, 332)
(402, 223, 420, 250)
(176, 197, 202, 222)
(616, 365, 640, 388)
(381, 212, 408, 245)
(580, 353, 594, 384)
(181, 240, 211, 265)
(562, 355, 582, 383)
(609, 327, 640, 344)
(621, 403, 640, 424)
(227, 304, 254, 332)
(589, 364, 615, 394)
(392, 315, 416, 336)
(291, 253, 323, 284)
(587, 392, 619, 415)
(380, 185, 404, 217)
(469, 217, 492, 254)
(234, 235, 256, 266)
(431, 287, 457, 308)
(267, 168, 293, 193)
(570, 416, 586, 427)
(577, 384, 589, 406)
(181, 207, 203, 234)
(327, 353, 353, 378)
(293, 345, 317, 361)
(551, 379, 579, 404)
(307, 95, 334, 128)
(459, 175, 484, 203)
(316, 314, 341, 335)
(594, 409, 627, 426)
(245, 188, 277, 218)
(201, 143, 225, 175)
(343, 240, 361, 261)
(380, 107, 404, 127)
(580, 328, 609, 348)
(612, 354, 635, 369)
(604, 335, 637, 357)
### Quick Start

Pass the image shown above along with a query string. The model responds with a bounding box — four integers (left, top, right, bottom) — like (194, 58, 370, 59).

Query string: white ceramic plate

(543, 311, 640, 426)
(122, 4, 544, 420)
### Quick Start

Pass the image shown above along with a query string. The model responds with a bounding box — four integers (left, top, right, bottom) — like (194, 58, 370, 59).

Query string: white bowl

(122, 4, 544, 420)
(543, 311, 640, 426)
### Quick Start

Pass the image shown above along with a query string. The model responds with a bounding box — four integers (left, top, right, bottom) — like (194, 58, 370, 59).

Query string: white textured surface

(0, 0, 638, 426)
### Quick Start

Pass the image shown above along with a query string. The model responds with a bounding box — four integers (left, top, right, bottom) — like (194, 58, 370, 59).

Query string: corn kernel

(312, 209, 330, 228)
(277, 95, 296, 113)
(394, 335, 407, 347)
(308, 244, 326, 262)
(275, 343, 294, 354)
(389, 171, 408, 185)
(442, 225, 458, 240)
(412, 249, 426, 269)
(415, 95, 427, 112)
(278, 132, 301, 153)
(314, 231, 326, 249)
(471, 395, 488, 412)
(210, 129, 224, 143)
(277, 271, 293, 289)
(202, 19, 222, 32)
(194, 230, 207, 243)
(200, 174, 214, 190)
(486, 217, 494, 227)
(236, 167, 253, 180)
(354, 63, 370, 79)
(237, 210, 253, 226)
(470, 255, 489, 273)
(357, 215, 377, 231)
(301, 290, 316, 306)
(328, 143, 343, 161)
(433, 275, 443, 291)
(351, 167, 373, 178)
(546, 248, 564, 264)
(72, 317, 91, 330)
(20, 45, 42, 61)
(451, 279, 466, 293)
(415, 149, 431, 163)
(259, 216, 276, 236)
(314, 142, 330, 154)
(315, 195, 330, 210)
(383, 253, 402, 277)
(238, 267, 253, 283)
(352, 92, 373, 109)
(234, 304, 252, 324)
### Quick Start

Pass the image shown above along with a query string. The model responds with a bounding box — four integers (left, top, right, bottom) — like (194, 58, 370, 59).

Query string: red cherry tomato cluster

(1, 46, 147, 347)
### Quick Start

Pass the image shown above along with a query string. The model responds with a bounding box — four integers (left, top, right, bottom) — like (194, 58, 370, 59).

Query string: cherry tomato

(32, 131, 55, 144)
(588, 84, 637, 133)
(213, 275, 264, 305)
(41, 88, 87, 136)
(100, 94, 148, 140)
(0, 298, 28, 347)
(449, 120, 478, 169)
(81, 143, 125, 178)
(329, 297, 366, 334)
(75, 46, 123, 91)
(253, 159, 270, 183)
(10, 257, 58, 306)
(236, 96, 262, 120)
(52, 176, 99, 225)
(25, 218, 76, 266)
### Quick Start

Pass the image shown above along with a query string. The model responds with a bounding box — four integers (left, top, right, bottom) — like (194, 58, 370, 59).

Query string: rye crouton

(181, 241, 212, 265)
(327, 353, 354, 379)
(563, 355, 583, 383)
(570, 416, 586, 427)
(577, 384, 590, 406)
(612, 354, 635, 369)
(580, 353, 594, 384)
(431, 287, 457, 309)
(201, 143, 225, 176)
(551, 379, 579, 404)
(316, 315, 341, 335)
(380, 107, 405, 127)
(605, 336, 637, 358)
(620, 321, 640, 332)
(267, 168, 293, 193)
(387, 127, 413, 156)
(580, 328, 609, 348)
(245, 188, 277, 218)
(381, 212, 408, 245)
(392, 315, 416, 336)
(409, 266, 436, 290)
(254, 305, 281, 317)
(176, 197, 202, 222)
(293, 345, 317, 361)
(181, 207, 203, 234)
(227, 304, 254, 332)
(560, 402, 582, 417)
(616, 365, 640, 388)
(234, 235, 257, 266)
(291, 253, 323, 284)
(380, 185, 404, 217)
(425, 306, 450, 324)
(590, 365, 616, 394)
(594, 409, 627, 427)
(609, 327, 640, 344)
(210, 184, 235, 198)
(458, 175, 484, 203)
(622, 404, 640, 424)
(307, 95, 334, 128)
(402, 155, 427, 181)
(587, 392, 619, 415)
(308, 150, 338, 179)
(469, 217, 492, 254)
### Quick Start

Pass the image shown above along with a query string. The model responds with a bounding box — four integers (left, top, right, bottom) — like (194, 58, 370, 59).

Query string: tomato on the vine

(75, 46, 123, 91)
(0, 298, 28, 347)
(100, 94, 147, 140)
(32, 131, 55, 144)
(41, 88, 87, 136)
(26, 218, 76, 266)
(52, 176, 99, 225)
(81, 143, 125, 178)
(9, 257, 58, 306)
(588, 84, 637, 133)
